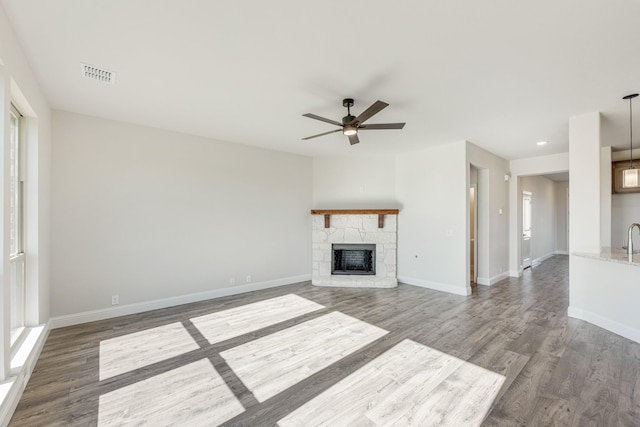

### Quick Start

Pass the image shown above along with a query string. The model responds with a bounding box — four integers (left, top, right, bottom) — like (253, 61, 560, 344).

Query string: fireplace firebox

(331, 244, 376, 275)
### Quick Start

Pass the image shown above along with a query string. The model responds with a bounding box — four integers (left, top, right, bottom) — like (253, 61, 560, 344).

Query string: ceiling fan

(302, 98, 405, 145)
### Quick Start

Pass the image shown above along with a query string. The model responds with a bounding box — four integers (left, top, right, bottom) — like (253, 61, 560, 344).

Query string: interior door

(522, 191, 532, 269)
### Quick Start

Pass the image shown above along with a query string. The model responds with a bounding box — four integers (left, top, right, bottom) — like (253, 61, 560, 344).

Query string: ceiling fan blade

(348, 133, 360, 145)
(302, 113, 343, 127)
(359, 123, 406, 130)
(302, 129, 343, 140)
(354, 100, 389, 124)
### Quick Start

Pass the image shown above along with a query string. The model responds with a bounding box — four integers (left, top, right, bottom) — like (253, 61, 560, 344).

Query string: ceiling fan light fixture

(623, 93, 640, 188)
(343, 125, 357, 136)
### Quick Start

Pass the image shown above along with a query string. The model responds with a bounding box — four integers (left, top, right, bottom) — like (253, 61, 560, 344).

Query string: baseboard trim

(50, 274, 312, 329)
(568, 306, 640, 344)
(398, 276, 470, 296)
(1, 321, 50, 427)
(476, 271, 509, 286)
(532, 252, 555, 267)
(555, 250, 569, 255)
(508, 269, 522, 278)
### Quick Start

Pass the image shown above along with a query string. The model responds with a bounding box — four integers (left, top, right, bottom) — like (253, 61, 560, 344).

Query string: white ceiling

(3, 0, 640, 160)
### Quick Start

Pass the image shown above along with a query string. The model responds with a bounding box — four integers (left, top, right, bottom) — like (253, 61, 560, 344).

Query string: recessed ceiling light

(536, 141, 547, 146)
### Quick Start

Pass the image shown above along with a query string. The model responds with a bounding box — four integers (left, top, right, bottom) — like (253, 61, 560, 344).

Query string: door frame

(470, 184, 478, 284)
(522, 190, 532, 269)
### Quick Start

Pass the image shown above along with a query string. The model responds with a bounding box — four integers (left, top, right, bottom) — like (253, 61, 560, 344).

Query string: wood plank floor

(9, 255, 640, 426)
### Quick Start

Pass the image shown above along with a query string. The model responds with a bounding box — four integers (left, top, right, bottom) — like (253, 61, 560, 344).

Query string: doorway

(522, 191, 532, 269)
(470, 185, 478, 284)
(566, 187, 570, 253)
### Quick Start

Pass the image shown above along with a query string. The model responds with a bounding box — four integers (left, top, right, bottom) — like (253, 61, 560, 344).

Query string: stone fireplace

(311, 209, 398, 288)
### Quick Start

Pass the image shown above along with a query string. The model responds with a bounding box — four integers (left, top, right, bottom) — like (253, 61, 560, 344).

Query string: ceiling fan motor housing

(342, 115, 356, 125)
(342, 98, 355, 125)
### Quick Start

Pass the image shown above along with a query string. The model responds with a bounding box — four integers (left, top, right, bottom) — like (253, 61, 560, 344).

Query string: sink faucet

(628, 223, 640, 255)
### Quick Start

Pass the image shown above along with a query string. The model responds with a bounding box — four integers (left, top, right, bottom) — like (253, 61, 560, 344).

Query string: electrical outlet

(230, 277, 236, 285)
(246, 275, 252, 283)
(111, 295, 119, 305)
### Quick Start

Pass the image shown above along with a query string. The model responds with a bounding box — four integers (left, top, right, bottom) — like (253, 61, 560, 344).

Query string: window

(9, 103, 25, 345)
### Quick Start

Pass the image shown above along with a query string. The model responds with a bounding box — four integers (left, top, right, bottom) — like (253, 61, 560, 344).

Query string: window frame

(9, 102, 26, 347)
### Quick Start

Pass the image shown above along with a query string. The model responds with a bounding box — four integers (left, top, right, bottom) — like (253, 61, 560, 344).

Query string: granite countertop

(573, 247, 640, 267)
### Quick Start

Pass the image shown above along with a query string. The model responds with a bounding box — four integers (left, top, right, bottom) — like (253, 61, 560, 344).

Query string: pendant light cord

(630, 96, 634, 169)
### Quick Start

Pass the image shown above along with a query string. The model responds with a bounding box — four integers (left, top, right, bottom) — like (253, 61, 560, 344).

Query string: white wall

(312, 156, 398, 208)
(520, 176, 556, 262)
(313, 145, 503, 296)
(466, 142, 509, 285)
(569, 112, 601, 253)
(396, 141, 469, 295)
(600, 147, 611, 247)
(51, 111, 312, 317)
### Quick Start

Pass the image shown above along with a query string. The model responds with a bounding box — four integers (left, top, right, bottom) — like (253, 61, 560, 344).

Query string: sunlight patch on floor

(278, 339, 505, 427)
(221, 311, 388, 402)
(98, 358, 243, 426)
(99, 322, 199, 380)
(191, 293, 324, 345)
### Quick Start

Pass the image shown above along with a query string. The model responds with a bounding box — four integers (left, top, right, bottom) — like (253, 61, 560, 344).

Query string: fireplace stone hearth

(311, 210, 398, 288)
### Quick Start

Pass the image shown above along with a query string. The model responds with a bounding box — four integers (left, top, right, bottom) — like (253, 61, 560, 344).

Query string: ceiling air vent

(80, 63, 116, 85)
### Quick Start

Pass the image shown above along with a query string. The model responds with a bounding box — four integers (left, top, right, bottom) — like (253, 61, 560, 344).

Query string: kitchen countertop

(573, 247, 640, 267)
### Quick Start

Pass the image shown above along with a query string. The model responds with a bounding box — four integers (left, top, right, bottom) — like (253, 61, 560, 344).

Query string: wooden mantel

(310, 209, 400, 229)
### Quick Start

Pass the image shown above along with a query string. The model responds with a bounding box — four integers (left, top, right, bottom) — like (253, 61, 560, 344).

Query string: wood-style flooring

(9, 255, 640, 426)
